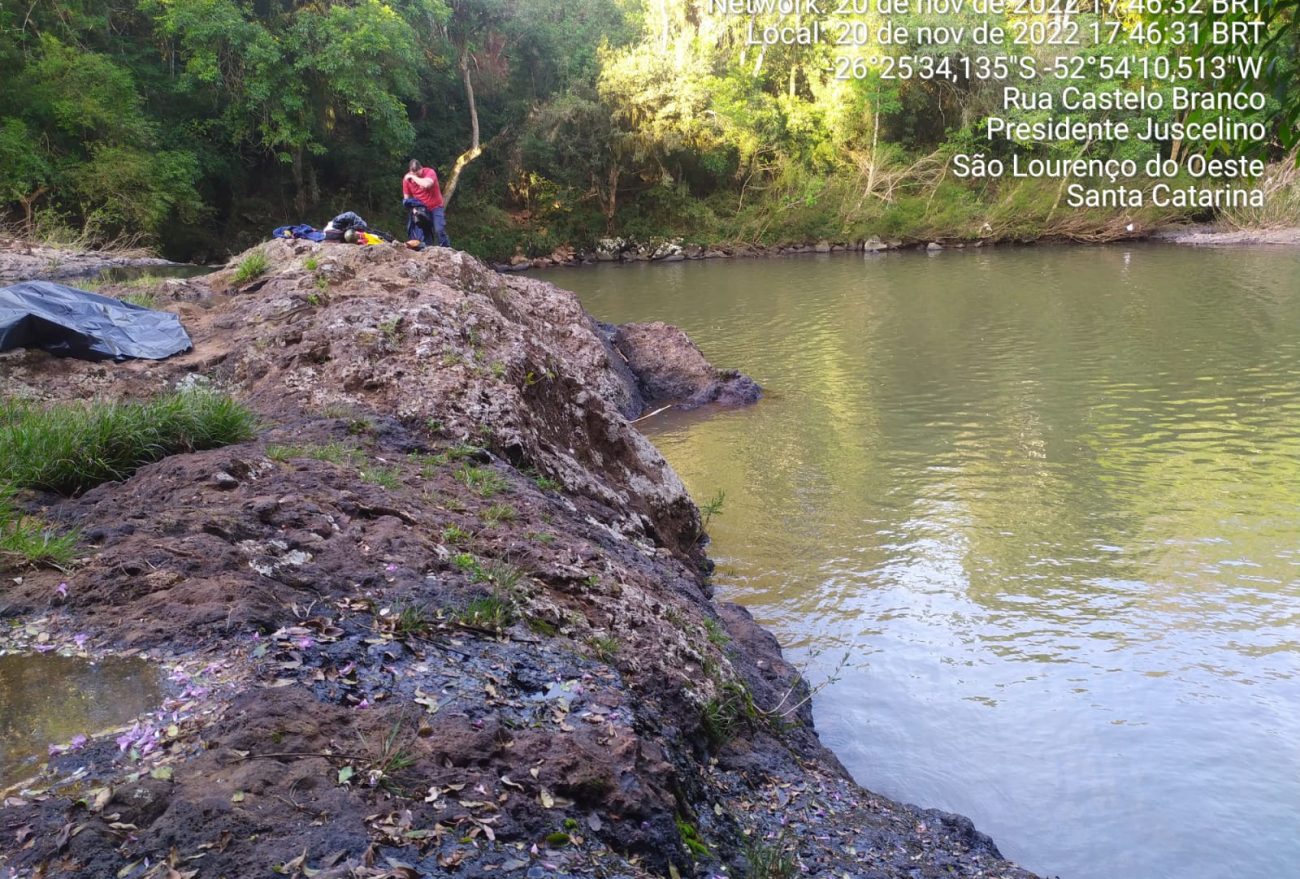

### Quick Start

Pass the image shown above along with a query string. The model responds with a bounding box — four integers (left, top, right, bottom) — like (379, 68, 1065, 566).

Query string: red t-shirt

(403, 167, 444, 210)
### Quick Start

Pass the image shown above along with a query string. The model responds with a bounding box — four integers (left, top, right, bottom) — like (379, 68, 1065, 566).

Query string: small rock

(212, 471, 240, 490)
(927, 241, 944, 251)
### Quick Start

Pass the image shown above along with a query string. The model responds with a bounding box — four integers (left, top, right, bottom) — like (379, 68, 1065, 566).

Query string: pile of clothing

(273, 212, 402, 247)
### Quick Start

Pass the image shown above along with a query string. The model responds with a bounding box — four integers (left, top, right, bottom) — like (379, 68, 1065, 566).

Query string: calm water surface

(0, 652, 162, 787)
(542, 245, 1300, 879)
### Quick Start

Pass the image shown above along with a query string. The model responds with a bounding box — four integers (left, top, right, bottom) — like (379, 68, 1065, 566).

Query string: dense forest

(0, 0, 1296, 261)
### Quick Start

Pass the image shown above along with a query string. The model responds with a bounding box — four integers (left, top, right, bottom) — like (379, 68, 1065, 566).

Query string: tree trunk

(291, 148, 307, 215)
(19, 185, 47, 236)
(442, 54, 481, 206)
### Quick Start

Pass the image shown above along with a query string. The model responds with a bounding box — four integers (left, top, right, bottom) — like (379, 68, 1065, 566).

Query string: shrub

(0, 391, 257, 495)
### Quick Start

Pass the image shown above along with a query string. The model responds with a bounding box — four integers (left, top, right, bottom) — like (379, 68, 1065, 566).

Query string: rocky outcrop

(0, 243, 1037, 879)
(610, 322, 761, 411)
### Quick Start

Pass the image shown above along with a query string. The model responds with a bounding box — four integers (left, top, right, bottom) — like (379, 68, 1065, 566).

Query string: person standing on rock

(402, 160, 451, 248)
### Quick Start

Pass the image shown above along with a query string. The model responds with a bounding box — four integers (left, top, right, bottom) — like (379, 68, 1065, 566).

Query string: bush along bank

(0, 242, 1039, 879)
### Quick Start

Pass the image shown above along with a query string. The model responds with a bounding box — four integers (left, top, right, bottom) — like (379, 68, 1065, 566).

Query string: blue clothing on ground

(273, 224, 325, 242)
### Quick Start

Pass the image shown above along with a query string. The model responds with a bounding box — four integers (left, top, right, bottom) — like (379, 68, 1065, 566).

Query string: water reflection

(0, 652, 162, 786)
(546, 245, 1300, 879)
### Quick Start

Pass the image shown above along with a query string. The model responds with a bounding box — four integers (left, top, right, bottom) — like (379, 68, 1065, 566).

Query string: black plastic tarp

(0, 282, 193, 361)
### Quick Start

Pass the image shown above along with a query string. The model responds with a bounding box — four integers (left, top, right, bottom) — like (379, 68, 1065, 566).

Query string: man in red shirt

(402, 159, 451, 247)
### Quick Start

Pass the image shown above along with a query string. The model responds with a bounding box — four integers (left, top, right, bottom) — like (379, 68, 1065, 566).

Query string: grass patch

(701, 680, 757, 749)
(0, 487, 78, 569)
(460, 591, 516, 631)
(743, 829, 798, 879)
(455, 465, 507, 497)
(232, 249, 270, 284)
(703, 618, 730, 647)
(589, 634, 620, 662)
(121, 290, 158, 309)
(452, 552, 480, 574)
(360, 465, 401, 490)
(266, 442, 364, 466)
(527, 617, 559, 637)
(0, 391, 257, 496)
(383, 603, 434, 641)
(481, 503, 517, 525)
(441, 524, 470, 544)
(532, 474, 561, 492)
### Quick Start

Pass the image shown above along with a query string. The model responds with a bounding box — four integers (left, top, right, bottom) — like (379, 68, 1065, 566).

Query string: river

(539, 244, 1300, 879)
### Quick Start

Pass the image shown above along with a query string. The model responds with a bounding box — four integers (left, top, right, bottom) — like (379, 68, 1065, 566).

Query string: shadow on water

(0, 653, 162, 787)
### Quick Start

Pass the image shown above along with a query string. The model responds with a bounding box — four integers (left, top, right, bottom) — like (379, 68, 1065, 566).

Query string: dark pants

(430, 206, 451, 248)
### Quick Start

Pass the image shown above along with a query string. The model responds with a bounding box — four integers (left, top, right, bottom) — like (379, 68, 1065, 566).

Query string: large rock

(612, 321, 761, 410)
(0, 242, 1038, 879)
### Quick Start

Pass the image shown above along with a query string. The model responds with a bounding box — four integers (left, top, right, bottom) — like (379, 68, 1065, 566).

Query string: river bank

(491, 222, 1300, 273)
(0, 243, 1037, 879)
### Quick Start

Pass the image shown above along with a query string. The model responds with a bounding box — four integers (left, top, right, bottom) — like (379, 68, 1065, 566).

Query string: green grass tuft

(0, 391, 257, 496)
(701, 680, 757, 748)
(232, 249, 270, 284)
(0, 487, 78, 569)
(121, 290, 159, 309)
(460, 592, 516, 631)
(455, 464, 507, 497)
(589, 634, 620, 662)
(360, 465, 401, 490)
(482, 503, 517, 525)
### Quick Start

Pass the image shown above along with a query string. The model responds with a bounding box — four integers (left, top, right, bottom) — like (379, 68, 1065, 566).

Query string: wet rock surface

(610, 323, 761, 411)
(0, 243, 1038, 879)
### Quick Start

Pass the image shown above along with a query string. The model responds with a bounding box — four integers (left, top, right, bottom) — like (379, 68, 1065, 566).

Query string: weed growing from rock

(703, 617, 730, 647)
(482, 503, 517, 525)
(701, 680, 758, 749)
(0, 391, 257, 496)
(0, 487, 77, 569)
(532, 474, 561, 492)
(589, 635, 620, 662)
(360, 466, 401, 490)
(696, 489, 726, 539)
(456, 464, 507, 497)
(232, 249, 269, 284)
(743, 828, 798, 879)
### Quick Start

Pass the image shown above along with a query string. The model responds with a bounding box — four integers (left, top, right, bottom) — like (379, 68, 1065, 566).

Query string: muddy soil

(0, 243, 1038, 879)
